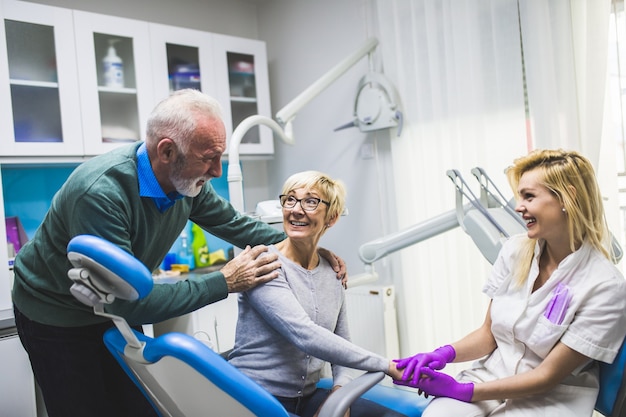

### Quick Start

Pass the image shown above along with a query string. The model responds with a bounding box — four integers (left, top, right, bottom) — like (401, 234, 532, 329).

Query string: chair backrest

(596, 337, 626, 417)
(66, 234, 290, 417)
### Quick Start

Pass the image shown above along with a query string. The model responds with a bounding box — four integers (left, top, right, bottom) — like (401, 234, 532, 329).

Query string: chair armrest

(317, 372, 385, 417)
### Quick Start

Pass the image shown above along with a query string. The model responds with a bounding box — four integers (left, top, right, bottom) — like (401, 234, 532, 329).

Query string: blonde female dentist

(395, 149, 626, 416)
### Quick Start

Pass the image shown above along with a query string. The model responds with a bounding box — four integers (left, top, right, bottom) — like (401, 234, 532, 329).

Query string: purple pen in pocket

(544, 283, 573, 325)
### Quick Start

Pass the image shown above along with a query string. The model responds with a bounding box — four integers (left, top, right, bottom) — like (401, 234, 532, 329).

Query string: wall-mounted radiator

(345, 285, 399, 359)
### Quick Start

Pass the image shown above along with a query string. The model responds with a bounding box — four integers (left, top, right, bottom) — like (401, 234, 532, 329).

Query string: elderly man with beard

(12, 89, 346, 417)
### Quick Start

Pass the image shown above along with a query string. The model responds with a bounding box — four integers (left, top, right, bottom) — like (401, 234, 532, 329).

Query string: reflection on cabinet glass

(92, 33, 140, 143)
(227, 52, 258, 144)
(167, 43, 201, 92)
(5, 19, 62, 143)
(11, 85, 62, 142)
(98, 91, 140, 142)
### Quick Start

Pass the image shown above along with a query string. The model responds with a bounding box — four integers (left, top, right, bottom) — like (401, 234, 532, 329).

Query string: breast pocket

(526, 316, 568, 358)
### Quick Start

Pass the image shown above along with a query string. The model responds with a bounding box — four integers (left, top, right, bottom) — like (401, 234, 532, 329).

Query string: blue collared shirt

(137, 143, 183, 212)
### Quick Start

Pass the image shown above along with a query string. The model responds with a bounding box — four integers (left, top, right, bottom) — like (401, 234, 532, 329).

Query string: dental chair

(66, 234, 424, 417)
(596, 336, 626, 417)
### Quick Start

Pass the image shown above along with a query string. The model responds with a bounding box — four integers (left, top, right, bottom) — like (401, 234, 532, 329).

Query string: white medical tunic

(458, 234, 626, 416)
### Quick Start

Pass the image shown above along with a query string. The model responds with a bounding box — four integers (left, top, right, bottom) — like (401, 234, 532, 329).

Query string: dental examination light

(228, 37, 382, 214)
(275, 37, 380, 143)
(334, 71, 403, 136)
(359, 210, 462, 265)
(347, 209, 462, 287)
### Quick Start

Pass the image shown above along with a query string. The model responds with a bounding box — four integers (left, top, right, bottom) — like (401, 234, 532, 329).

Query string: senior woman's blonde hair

(280, 170, 346, 223)
(505, 149, 613, 286)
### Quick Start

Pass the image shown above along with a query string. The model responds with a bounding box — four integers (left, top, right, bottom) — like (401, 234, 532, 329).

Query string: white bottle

(178, 230, 194, 269)
(103, 39, 124, 88)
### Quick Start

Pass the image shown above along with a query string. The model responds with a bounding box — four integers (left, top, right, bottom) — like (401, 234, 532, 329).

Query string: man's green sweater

(12, 143, 285, 327)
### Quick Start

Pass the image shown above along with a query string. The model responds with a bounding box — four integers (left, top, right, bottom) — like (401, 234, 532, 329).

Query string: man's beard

(171, 154, 206, 197)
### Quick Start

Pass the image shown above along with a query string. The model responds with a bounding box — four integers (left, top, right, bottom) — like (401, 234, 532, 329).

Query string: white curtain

(520, 0, 611, 167)
(520, 0, 620, 247)
(371, 0, 614, 370)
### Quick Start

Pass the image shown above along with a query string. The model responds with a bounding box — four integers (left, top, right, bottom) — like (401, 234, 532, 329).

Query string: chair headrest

(67, 235, 153, 302)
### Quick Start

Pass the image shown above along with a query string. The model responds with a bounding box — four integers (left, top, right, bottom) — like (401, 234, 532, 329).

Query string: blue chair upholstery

(66, 234, 416, 417)
(103, 327, 291, 416)
(596, 337, 626, 417)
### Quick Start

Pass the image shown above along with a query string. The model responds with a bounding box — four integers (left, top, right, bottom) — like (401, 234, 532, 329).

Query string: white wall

(257, 0, 398, 282)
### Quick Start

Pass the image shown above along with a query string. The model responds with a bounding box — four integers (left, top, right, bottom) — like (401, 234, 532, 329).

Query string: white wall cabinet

(150, 28, 274, 156)
(0, 0, 84, 157)
(213, 34, 274, 156)
(149, 23, 216, 103)
(0, 0, 273, 158)
(74, 11, 156, 156)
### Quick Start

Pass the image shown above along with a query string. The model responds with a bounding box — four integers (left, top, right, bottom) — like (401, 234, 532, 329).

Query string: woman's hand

(394, 368, 474, 402)
(388, 360, 404, 380)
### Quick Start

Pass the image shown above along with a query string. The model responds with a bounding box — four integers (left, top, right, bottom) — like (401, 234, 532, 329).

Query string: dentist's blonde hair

(505, 149, 612, 286)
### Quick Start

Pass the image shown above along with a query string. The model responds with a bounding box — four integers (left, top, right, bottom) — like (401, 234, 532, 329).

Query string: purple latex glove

(394, 345, 456, 384)
(394, 368, 474, 402)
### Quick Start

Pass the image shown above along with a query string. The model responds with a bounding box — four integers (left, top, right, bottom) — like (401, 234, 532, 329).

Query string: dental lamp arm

(275, 37, 379, 142)
(227, 115, 292, 213)
(228, 38, 379, 213)
(358, 207, 463, 265)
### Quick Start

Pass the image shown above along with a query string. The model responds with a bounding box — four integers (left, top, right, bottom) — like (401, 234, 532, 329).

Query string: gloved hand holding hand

(393, 345, 456, 384)
(393, 368, 474, 402)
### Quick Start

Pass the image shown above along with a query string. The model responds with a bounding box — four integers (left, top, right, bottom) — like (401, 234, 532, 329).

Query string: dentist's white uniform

(424, 234, 626, 417)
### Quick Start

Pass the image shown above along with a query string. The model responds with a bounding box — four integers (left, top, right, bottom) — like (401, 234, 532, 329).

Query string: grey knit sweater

(229, 245, 388, 398)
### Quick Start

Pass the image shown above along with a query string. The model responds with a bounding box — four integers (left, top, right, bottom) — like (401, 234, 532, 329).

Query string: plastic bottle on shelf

(191, 223, 211, 268)
(103, 39, 124, 88)
(177, 229, 194, 270)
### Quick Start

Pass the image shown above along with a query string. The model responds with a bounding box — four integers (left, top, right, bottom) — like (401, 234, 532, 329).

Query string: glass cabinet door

(213, 34, 273, 155)
(149, 23, 215, 102)
(0, 0, 83, 156)
(73, 11, 155, 156)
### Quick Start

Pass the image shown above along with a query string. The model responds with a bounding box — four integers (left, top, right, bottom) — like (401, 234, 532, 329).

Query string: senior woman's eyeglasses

(279, 195, 330, 212)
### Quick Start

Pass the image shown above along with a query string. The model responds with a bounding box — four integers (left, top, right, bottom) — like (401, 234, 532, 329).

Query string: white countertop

(0, 308, 15, 331)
